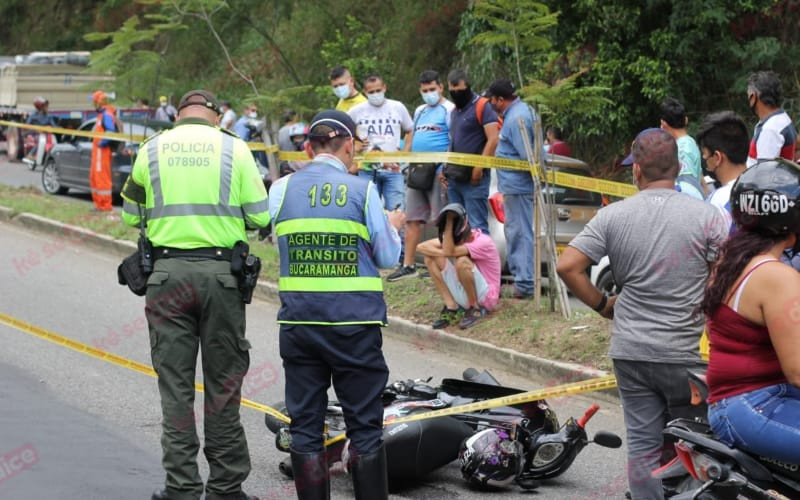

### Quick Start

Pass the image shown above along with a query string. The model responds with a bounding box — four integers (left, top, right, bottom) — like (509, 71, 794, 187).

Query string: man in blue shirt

(388, 70, 455, 281)
(485, 79, 540, 299)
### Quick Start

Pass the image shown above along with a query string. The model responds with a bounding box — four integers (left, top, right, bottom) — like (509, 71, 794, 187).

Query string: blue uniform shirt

(495, 98, 544, 194)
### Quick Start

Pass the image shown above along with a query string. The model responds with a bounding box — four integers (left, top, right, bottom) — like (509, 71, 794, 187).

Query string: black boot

(290, 449, 330, 500)
(350, 444, 388, 500)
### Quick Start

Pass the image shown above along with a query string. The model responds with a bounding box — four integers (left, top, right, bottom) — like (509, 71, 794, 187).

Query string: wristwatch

(593, 292, 609, 312)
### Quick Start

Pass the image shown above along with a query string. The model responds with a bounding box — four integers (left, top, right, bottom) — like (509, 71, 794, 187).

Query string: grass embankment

(0, 185, 612, 370)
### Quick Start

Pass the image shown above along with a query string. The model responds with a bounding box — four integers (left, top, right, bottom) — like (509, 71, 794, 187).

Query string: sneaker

(432, 306, 464, 329)
(387, 265, 417, 282)
(459, 306, 487, 329)
(502, 284, 534, 300)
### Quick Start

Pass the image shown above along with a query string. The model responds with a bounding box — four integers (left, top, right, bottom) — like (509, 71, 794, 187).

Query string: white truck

(0, 52, 114, 160)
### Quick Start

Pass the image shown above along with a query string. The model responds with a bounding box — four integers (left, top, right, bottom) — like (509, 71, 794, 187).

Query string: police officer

(120, 89, 269, 500)
(268, 110, 404, 499)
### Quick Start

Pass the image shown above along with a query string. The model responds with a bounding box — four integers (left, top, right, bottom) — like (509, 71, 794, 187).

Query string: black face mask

(450, 87, 472, 109)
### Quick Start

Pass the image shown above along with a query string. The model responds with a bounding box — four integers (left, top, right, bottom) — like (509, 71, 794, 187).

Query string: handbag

(443, 163, 474, 183)
(406, 162, 438, 190)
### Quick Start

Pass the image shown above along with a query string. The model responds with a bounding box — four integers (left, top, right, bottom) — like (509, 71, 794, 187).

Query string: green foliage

(320, 15, 389, 88)
(471, 0, 558, 88)
(84, 14, 183, 104)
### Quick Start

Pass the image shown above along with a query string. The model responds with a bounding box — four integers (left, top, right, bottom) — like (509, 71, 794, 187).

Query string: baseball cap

(620, 128, 666, 166)
(159, 95, 168, 103)
(483, 79, 516, 99)
(177, 89, 221, 115)
(308, 109, 356, 139)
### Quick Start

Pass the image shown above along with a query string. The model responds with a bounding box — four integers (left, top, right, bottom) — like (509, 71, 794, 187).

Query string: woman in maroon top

(702, 158, 800, 463)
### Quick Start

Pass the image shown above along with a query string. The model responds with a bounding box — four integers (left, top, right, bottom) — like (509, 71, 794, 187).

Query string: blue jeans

(709, 383, 800, 464)
(358, 169, 405, 210)
(447, 175, 490, 234)
(503, 193, 535, 295)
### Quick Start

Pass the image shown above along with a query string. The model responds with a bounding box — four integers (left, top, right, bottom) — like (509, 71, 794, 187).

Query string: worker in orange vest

(90, 90, 118, 212)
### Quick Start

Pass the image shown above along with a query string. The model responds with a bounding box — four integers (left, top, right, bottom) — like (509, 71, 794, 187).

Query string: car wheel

(42, 159, 68, 195)
(597, 268, 621, 295)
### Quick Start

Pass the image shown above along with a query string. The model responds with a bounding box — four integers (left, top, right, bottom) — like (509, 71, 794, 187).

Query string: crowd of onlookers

(556, 70, 799, 499)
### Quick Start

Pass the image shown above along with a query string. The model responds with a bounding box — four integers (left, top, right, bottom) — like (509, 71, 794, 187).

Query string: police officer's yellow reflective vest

(121, 118, 270, 248)
(274, 163, 387, 326)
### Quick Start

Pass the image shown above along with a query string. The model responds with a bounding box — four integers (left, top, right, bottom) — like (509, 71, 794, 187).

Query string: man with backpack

(443, 69, 499, 235)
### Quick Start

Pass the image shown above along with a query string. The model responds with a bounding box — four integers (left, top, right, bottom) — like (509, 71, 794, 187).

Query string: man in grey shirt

(557, 128, 727, 500)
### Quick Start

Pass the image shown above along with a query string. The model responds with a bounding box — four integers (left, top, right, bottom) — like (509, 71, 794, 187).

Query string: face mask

(160, 102, 167, 107)
(249, 112, 257, 118)
(450, 87, 472, 109)
(421, 90, 440, 107)
(367, 92, 385, 106)
(333, 84, 350, 100)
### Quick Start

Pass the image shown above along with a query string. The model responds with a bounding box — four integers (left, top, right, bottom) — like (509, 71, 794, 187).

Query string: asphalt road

(0, 155, 621, 499)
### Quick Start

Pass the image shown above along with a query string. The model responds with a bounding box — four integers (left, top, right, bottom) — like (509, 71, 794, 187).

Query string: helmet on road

(436, 203, 470, 244)
(33, 96, 48, 111)
(731, 158, 800, 236)
(459, 428, 524, 488)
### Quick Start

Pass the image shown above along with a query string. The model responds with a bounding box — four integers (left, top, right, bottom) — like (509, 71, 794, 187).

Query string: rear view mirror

(593, 430, 622, 448)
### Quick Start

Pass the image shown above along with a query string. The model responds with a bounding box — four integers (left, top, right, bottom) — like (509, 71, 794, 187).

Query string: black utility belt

(153, 246, 233, 261)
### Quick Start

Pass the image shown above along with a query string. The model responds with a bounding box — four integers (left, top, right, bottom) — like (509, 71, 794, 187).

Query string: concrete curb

(2, 206, 617, 402)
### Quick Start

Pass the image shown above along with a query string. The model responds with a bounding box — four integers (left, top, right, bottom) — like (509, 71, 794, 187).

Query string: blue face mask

(421, 90, 440, 106)
(367, 91, 386, 106)
(333, 84, 350, 100)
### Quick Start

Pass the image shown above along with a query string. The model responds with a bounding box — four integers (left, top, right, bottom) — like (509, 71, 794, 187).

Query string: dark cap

(620, 128, 667, 166)
(177, 89, 221, 115)
(484, 79, 516, 99)
(308, 110, 356, 139)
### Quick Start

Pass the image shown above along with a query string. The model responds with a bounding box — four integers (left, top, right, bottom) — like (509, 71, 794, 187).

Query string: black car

(41, 117, 169, 200)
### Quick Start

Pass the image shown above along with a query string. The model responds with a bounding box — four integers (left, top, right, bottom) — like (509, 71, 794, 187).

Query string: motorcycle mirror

(593, 431, 622, 449)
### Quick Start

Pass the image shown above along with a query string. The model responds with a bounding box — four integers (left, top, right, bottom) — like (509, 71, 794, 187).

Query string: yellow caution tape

(0, 311, 291, 425)
(0, 310, 618, 449)
(1, 119, 636, 197)
(324, 373, 618, 446)
(0, 119, 148, 143)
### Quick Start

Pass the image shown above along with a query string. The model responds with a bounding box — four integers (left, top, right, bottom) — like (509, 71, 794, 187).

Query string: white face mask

(367, 92, 386, 106)
(421, 90, 440, 106)
(249, 112, 257, 119)
(333, 84, 350, 100)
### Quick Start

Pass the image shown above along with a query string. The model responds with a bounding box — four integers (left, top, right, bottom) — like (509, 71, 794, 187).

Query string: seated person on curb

(417, 203, 500, 330)
(703, 158, 800, 465)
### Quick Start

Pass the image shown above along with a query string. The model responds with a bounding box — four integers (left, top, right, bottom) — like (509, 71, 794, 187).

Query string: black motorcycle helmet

(437, 203, 471, 244)
(731, 158, 800, 237)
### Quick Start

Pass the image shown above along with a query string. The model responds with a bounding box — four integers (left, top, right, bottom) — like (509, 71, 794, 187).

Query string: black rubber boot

(289, 449, 330, 500)
(350, 444, 388, 500)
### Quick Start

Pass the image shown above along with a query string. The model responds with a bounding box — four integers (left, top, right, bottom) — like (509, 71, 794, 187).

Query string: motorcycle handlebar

(577, 404, 599, 428)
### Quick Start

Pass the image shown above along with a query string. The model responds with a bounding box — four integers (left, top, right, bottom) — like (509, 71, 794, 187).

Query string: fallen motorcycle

(265, 368, 621, 491)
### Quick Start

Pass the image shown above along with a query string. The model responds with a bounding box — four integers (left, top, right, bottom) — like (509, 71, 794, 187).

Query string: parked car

(41, 117, 170, 200)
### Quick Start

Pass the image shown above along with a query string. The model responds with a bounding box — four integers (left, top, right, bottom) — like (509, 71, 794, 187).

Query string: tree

(470, 0, 558, 89)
